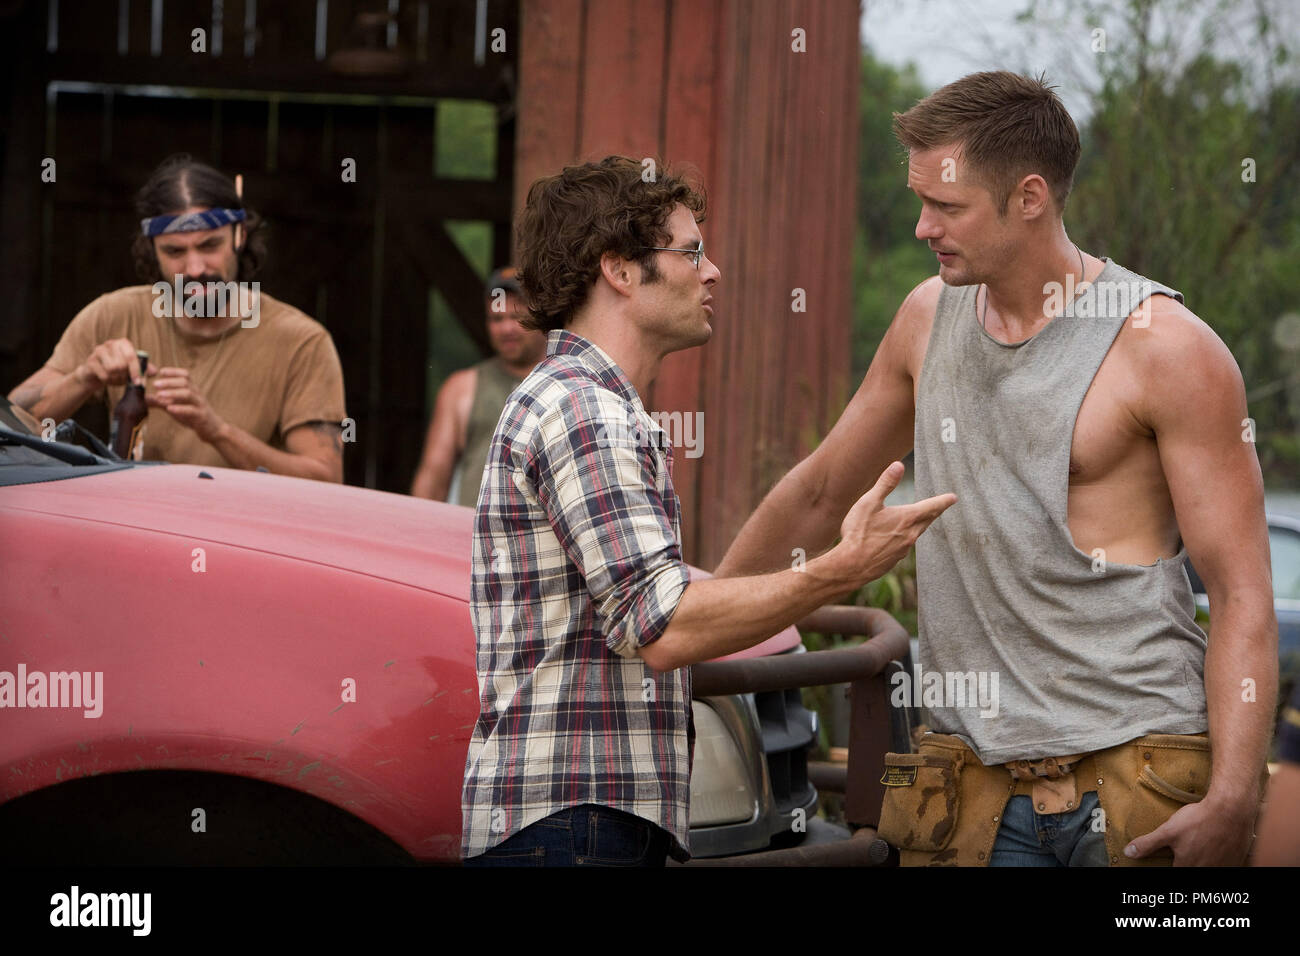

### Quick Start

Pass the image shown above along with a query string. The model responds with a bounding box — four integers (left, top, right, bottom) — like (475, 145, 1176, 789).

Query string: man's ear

(1015, 173, 1053, 221)
(598, 250, 635, 298)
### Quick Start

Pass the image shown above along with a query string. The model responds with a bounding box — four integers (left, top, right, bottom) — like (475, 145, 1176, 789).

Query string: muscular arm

(209, 419, 344, 482)
(713, 279, 935, 577)
(410, 370, 473, 500)
(1129, 297, 1277, 864)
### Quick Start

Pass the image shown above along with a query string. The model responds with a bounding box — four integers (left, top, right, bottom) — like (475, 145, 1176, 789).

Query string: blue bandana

(140, 207, 246, 237)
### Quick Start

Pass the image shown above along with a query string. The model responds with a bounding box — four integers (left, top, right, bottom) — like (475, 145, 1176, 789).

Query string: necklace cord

(981, 243, 1086, 331)
(164, 313, 237, 396)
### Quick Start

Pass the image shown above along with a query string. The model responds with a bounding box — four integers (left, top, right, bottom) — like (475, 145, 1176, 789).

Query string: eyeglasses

(641, 243, 704, 269)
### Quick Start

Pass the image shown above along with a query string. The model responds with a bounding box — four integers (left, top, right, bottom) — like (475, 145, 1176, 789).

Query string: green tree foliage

(853, 52, 934, 380)
(1028, 0, 1300, 484)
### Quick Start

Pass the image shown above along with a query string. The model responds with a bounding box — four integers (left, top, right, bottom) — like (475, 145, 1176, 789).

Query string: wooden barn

(0, 0, 859, 568)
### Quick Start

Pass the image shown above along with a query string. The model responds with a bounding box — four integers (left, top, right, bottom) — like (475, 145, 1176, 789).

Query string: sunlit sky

(859, 0, 1300, 119)
(860, 0, 1039, 89)
(860, 0, 1112, 118)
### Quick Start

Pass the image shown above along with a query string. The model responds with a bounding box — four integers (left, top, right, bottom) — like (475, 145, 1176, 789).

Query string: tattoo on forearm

(309, 421, 344, 457)
(10, 383, 46, 410)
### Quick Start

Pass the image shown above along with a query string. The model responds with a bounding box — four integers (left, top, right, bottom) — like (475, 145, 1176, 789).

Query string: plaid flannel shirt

(460, 329, 694, 861)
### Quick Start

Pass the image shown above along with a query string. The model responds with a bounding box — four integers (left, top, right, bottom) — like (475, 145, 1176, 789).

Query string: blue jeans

(463, 804, 672, 867)
(989, 791, 1110, 866)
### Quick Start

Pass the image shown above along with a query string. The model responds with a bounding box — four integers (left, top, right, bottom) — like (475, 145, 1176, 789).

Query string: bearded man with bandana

(7, 155, 347, 481)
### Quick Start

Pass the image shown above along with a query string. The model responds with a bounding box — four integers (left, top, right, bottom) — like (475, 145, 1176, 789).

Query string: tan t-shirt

(47, 285, 347, 468)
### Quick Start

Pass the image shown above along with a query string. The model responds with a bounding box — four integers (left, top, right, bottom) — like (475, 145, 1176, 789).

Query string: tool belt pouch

(1094, 733, 1214, 867)
(878, 751, 960, 852)
(878, 734, 1015, 865)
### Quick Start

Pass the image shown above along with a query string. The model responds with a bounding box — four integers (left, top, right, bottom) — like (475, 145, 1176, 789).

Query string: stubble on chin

(938, 264, 981, 288)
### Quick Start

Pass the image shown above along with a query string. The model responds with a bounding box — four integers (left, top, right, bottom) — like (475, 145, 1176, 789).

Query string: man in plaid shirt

(461, 156, 955, 866)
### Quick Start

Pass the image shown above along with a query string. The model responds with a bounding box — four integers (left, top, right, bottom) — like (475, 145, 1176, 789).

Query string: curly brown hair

(131, 154, 268, 282)
(515, 156, 707, 332)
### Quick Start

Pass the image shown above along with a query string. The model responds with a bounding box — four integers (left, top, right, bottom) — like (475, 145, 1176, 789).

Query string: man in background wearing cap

(7, 155, 347, 482)
(410, 267, 546, 505)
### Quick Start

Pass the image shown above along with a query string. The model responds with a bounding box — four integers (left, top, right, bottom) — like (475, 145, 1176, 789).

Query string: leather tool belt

(876, 731, 1267, 867)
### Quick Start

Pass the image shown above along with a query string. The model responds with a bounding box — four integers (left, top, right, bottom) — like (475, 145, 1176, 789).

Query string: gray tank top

(912, 258, 1208, 765)
(456, 358, 524, 508)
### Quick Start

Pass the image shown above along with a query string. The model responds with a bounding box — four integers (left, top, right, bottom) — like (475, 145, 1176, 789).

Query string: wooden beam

(38, 53, 515, 103)
(399, 219, 490, 354)
(48, 164, 513, 224)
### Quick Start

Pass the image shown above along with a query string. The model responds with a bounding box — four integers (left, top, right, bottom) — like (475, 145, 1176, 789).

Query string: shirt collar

(546, 328, 642, 409)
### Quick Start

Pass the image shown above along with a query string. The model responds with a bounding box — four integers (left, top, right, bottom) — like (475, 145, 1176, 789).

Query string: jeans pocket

(581, 808, 656, 866)
(878, 751, 961, 851)
(464, 845, 547, 867)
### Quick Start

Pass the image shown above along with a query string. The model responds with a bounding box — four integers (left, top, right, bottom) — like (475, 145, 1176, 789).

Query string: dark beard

(161, 272, 235, 321)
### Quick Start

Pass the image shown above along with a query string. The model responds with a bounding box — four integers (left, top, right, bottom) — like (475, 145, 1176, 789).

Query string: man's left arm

(1126, 297, 1277, 866)
(243, 327, 347, 482)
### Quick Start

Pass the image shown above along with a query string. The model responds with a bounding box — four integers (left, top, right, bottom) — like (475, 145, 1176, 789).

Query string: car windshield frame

(0, 395, 139, 486)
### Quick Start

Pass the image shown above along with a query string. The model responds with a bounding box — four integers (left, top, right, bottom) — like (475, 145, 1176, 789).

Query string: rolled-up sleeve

(526, 386, 690, 658)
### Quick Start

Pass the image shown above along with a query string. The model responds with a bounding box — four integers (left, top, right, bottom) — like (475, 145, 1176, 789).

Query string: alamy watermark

(151, 277, 261, 328)
(596, 410, 704, 460)
(0, 664, 102, 718)
(1043, 275, 1156, 327)
(890, 664, 999, 718)
(50, 886, 150, 935)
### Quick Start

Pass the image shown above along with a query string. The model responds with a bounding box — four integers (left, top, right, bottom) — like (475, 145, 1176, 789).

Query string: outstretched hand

(831, 461, 956, 587)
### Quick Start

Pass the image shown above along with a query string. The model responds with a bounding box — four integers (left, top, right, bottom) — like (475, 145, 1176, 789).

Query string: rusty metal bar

(690, 605, 909, 697)
(687, 604, 912, 861)
(796, 604, 905, 640)
(846, 671, 894, 830)
(808, 761, 847, 794)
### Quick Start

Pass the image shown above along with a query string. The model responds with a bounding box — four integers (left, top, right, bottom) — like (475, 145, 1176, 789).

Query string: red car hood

(2, 464, 475, 601)
(1, 462, 800, 657)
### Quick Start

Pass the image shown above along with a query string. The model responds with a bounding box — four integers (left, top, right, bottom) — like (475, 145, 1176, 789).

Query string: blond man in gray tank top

(717, 71, 1275, 867)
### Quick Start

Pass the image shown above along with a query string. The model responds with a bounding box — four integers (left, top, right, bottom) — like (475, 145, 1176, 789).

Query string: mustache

(160, 272, 226, 286)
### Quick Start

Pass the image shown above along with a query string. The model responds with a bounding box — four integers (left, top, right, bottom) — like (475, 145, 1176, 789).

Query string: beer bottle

(109, 350, 149, 460)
